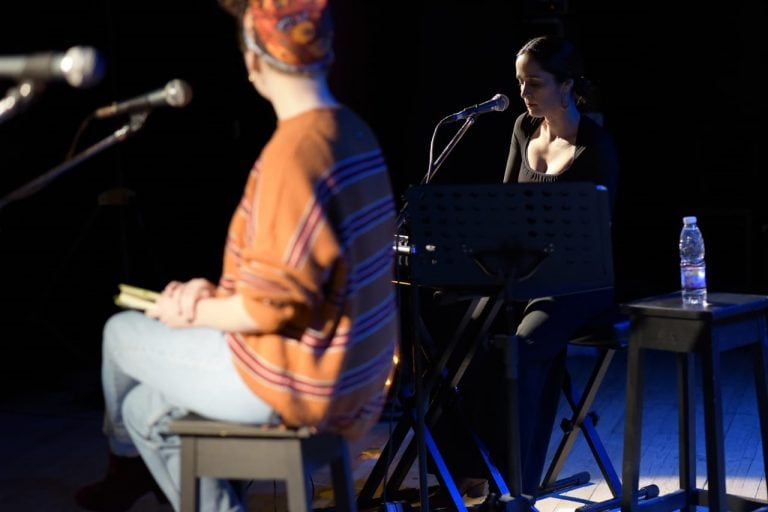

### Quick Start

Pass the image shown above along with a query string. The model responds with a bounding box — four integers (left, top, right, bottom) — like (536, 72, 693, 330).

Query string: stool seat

(568, 319, 629, 349)
(169, 413, 357, 512)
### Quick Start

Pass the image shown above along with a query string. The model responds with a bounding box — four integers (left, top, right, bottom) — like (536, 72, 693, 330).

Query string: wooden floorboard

(307, 346, 766, 512)
(0, 344, 764, 511)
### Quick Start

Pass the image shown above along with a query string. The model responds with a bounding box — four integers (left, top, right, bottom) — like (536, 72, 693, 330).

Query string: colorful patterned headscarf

(244, 0, 334, 74)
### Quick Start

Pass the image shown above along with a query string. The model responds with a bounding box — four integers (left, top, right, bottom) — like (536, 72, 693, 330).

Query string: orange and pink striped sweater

(219, 106, 398, 440)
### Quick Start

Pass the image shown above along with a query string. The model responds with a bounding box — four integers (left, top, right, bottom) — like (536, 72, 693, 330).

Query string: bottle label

(680, 265, 706, 291)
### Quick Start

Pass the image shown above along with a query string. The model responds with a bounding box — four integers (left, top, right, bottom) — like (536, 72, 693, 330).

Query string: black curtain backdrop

(1, 0, 767, 393)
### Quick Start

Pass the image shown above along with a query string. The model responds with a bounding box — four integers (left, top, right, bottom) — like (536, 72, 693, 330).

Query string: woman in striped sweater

(76, 1, 398, 511)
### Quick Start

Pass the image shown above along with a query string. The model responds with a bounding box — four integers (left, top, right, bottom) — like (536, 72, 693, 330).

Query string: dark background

(1, 0, 767, 396)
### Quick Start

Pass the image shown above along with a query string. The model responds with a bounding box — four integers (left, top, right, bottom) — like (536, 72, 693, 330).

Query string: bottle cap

(683, 216, 697, 225)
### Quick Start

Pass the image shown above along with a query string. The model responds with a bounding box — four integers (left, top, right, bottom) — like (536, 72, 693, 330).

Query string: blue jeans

(101, 310, 276, 512)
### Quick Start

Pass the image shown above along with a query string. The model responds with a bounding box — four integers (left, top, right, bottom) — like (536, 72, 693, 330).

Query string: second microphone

(95, 79, 193, 119)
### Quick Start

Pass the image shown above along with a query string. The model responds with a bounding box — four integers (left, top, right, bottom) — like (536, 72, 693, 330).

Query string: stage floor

(1, 346, 765, 511)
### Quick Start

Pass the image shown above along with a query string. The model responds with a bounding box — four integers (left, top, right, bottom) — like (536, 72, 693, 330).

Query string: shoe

(430, 477, 489, 509)
(458, 477, 489, 498)
(75, 453, 169, 511)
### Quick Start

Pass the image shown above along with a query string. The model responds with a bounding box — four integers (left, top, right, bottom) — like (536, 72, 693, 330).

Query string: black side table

(620, 292, 768, 512)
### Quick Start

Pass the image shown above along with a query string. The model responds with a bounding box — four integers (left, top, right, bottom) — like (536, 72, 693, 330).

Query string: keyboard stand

(359, 183, 615, 512)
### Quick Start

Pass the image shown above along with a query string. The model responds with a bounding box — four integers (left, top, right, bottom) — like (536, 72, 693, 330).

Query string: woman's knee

(104, 309, 137, 342)
(103, 310, 150, 358)
(122, 384, 180, 442)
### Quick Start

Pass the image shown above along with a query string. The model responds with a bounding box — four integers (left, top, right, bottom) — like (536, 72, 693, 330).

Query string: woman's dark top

(503, 112, 619, 213)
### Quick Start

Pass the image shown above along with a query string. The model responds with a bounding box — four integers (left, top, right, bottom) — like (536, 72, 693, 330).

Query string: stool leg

(676, 353, 697, 512)
(178, 436, 197, 512)
(330, 440, 357, 512)
(286, 442, 310, 512)
(754, 316, 768, 493)
(621, 342, 644, 512)
(701, 345, 726, 511)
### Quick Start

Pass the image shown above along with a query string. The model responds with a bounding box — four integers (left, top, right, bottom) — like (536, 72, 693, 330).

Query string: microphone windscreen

(61, 46, 104, 88)
(495, 93, 510, 112)
(165, 79, 193, 108)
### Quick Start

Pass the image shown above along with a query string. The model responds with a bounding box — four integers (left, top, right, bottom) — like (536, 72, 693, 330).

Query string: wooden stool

(621, 292, 768, 512)
(168, 413, 357, 512)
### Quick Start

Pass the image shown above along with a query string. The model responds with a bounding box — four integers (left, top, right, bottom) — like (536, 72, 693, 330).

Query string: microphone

(445, 93, 509, 123)
(0, 46, 104, 88)
(94, 79, 193, 119)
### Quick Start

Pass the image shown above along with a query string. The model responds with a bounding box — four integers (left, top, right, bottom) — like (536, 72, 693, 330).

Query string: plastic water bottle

(679, 216, 707, 306)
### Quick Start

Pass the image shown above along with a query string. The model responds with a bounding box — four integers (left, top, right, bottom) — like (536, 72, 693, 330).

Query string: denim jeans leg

(123, 384, 244, 512)
(99, 310, 275, 511)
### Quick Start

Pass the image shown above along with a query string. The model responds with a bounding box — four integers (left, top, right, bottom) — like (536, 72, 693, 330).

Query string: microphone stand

(396, 113, 478, 512)
(426, 115, 476, 183)
(0, 112, 149, 210)
(396, 114, 477, 231)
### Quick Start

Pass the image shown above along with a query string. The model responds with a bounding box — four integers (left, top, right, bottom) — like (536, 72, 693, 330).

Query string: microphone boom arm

(427, 114, 476, 183)
(0, 112, 149, 210)
(396, 114, 477, 231)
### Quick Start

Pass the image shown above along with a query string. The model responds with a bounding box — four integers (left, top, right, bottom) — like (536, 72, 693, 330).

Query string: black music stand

(364, 182, 614, 512)
(404, 182, 613, 297)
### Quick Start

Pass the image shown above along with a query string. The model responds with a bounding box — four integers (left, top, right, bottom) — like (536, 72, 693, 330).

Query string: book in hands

(114, 283, 161, 311)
